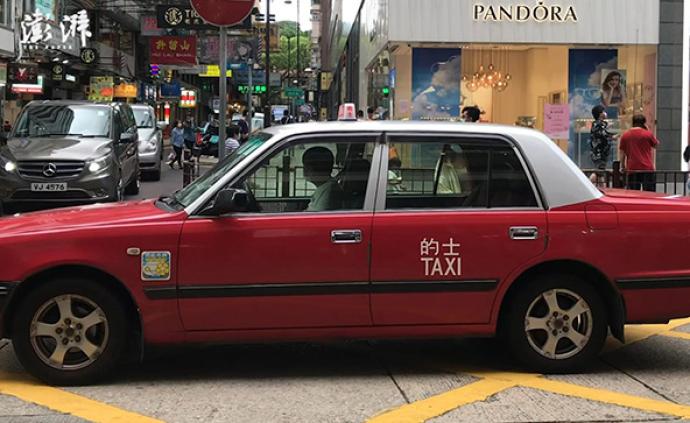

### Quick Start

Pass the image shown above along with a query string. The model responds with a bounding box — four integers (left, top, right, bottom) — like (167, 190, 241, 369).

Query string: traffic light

(381, 87, 390, 97)
(238, 84, 267, 94)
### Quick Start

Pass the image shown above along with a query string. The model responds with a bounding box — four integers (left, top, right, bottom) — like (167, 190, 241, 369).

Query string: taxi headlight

(4, 161, 16, 172)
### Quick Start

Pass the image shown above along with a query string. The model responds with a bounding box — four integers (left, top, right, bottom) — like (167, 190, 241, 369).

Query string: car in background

(132, 104, 164, 181)
(0, 100, 140, 214)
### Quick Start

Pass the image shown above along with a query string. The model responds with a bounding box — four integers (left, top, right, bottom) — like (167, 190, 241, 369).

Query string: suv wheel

(502, 273, 607, 373)
(11, 278, 128, 385)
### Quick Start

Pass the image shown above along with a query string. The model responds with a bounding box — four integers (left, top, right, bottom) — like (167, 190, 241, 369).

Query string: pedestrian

(169, 120, 184, 169)
(461, 106, 481, 122)
(280, 110, 294, 125)
(589, 105, 615, 183)
(357, 110, 365, 120)
(619, 114, 659, 192)
(367, 107, 375, 120)
(238, 110, 250, 143)
(182, 119, 195, 150)
(225, 126, 240, 156)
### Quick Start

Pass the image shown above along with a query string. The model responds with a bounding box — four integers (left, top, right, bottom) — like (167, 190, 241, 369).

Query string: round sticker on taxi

(141, 251, 171, 281)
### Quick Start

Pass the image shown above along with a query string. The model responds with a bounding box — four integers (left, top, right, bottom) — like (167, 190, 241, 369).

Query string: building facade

(321, 0, 685, 170)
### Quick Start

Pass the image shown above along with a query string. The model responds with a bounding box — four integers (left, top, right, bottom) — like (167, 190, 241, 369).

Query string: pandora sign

(473, 1, 579, 23)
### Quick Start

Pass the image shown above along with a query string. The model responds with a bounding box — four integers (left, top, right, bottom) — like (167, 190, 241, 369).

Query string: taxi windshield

(173, 132, 272, 208)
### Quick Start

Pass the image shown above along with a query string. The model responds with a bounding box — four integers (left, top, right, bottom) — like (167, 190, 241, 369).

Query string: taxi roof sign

(338, 103, 357, 121)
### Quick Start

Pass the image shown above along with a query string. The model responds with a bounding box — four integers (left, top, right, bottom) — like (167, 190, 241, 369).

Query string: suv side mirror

(157, 121, 168, 130)
(206, 188, 249, 215)
(120, 132, 136, 143)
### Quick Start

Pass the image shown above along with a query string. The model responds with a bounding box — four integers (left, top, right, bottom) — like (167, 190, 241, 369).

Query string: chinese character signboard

(19, 9, 91, 59)
(89, 76, 114, 101)
(150, 36, 197, 65)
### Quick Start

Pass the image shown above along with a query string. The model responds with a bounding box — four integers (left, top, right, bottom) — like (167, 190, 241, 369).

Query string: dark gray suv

(0, 101, 140, 213)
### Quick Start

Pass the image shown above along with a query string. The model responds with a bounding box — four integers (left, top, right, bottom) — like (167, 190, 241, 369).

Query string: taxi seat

(340, 158, 371, 209)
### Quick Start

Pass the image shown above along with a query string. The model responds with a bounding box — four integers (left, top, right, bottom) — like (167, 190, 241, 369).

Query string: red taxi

(1, 116, 689, 385)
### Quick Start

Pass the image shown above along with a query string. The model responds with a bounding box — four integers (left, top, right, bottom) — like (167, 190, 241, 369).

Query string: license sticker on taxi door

(141, 251, 171, 281)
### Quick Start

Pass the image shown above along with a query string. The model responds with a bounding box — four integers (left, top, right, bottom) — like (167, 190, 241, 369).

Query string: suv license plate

(31, 183, 67, 192)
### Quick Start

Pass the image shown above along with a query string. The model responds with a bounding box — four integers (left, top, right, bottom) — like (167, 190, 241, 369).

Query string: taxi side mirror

(207, 188, 249, 215)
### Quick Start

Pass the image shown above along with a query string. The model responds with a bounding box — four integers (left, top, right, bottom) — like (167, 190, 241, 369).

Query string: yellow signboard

(200, 65, 232, 78)
(89, 77, 114, 101)
(255, 22, 280, 52)
(113, 83, 138, 98)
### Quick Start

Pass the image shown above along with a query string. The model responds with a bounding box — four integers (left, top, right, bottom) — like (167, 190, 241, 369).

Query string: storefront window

(0, 0, 11, 27)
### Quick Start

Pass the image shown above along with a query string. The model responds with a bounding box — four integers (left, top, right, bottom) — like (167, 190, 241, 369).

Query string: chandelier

(462, 47, 511, 93)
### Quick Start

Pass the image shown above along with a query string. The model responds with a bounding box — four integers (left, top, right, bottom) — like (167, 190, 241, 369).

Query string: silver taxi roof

(259, 121, 601, 209)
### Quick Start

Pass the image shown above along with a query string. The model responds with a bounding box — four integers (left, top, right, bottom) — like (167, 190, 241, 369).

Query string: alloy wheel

(29, 294, 109, 371)
(524, 288, 593, 360)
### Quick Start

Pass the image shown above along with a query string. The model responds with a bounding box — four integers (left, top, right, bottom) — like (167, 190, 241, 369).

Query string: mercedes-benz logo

(43, 163, 57, 177)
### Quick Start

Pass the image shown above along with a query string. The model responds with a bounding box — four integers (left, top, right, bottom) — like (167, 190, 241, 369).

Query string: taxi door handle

(509, 226, 539, 240)
(331, 230, 362, 244)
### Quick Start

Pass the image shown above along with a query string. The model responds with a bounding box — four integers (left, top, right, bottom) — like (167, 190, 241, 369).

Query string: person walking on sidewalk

(169, 121, 185, 169)
(619, 114, 659, 192)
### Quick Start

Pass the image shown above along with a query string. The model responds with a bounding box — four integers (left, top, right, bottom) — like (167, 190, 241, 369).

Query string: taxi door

(177, 134, 380, 330)
(370, 134, 548, 325)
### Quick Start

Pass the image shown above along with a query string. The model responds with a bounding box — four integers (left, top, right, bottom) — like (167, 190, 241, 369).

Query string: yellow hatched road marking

(367, 378, 516, 423)
(0, 371, 162, 423)
(369, 317, 690, 422)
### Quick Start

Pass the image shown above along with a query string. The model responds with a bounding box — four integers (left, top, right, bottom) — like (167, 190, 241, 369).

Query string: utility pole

(264, 0, 271, 127)
(296, 0, 300, 83)
(218, 27, 227, 160)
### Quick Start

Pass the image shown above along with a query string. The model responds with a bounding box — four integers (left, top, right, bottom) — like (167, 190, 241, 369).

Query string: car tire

(501, 273, 608, 373)
(124, 171, 140, 196)
(10, 278, 129, 386)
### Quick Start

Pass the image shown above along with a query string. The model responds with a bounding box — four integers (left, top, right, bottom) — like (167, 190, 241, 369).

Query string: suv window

(385, 136, 538, 209)
(232, 137, 377, 213)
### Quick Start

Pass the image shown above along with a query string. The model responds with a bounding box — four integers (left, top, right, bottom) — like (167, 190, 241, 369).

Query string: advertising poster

(600, 69, 626, 118)
(411, 48, 461, 120)
(544, 104, 570, 140)
(567, 49, 618, 167)
(197, 36, 257, 65)
(89, 77, 114, 101)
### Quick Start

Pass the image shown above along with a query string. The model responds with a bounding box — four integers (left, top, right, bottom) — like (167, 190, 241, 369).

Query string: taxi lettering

(420, 237, 462, 277)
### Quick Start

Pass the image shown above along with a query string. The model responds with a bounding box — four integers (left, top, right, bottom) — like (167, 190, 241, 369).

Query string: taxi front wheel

(502, 274, 608, 373)
(11, 278, 128, 386)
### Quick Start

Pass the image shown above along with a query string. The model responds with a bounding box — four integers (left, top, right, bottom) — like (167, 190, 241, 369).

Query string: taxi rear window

(386, 137, 538, 209)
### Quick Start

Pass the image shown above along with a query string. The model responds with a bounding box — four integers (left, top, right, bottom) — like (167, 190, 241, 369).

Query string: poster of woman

(411, 48, 461, 120)
(600, 69, 627, 117)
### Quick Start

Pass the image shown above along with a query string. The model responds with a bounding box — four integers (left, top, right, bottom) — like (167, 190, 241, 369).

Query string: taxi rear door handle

(509, 226, 539, 240)
(331, 230, 362, 244)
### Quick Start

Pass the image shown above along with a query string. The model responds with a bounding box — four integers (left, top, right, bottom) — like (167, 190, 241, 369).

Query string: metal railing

(584, 162, 689, 196)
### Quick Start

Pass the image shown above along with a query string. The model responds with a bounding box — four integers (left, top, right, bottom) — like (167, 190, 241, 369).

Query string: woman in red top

(619, 114, 659, 192)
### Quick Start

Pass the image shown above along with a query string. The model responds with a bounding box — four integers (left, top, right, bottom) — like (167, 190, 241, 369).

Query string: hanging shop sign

(20, 9, 92, 49)
(9, 63, 38, 84)
(11, 75, 44, 94)
(51, 63, 64, 81)
(472, 2, 578, 23)
(160, 81, 182, 98)
(199, 65, 233, 77)
(157, 5, 213, 29)
(113, 82, 138, 98)
(89, 76, 114, 101)
(150, 36, 197, 65)
(80, 47, 98, 65)
(180, 90, 197, 108)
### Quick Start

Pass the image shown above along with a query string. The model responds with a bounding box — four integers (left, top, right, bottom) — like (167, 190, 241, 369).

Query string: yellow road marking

(369, 318, 690, 422)
(519, 377, 690, 419)
(0, 371, 162, 423)
(367, 378, 516, 423)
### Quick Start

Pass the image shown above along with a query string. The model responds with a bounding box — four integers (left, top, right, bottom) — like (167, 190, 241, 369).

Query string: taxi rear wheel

(502, 274, 608, 373)
(11, 278, 128, 386)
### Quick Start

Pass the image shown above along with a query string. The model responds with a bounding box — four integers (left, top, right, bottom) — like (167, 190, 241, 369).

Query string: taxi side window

(385, 137, 537, 209)
(233, 138, 376, 213)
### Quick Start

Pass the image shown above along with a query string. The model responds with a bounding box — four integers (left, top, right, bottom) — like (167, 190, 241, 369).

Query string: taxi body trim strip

(143, 280, 498, 300)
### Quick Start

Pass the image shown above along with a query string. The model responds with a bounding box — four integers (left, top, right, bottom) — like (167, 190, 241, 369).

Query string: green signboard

(284, 87, 304, 98)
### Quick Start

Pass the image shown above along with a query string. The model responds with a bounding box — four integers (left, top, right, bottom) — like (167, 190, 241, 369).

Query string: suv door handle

(331, 230, 362, 244)
(509, 226, 539, 240)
